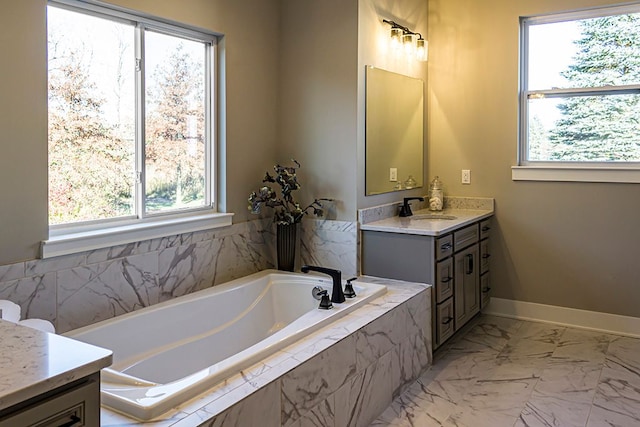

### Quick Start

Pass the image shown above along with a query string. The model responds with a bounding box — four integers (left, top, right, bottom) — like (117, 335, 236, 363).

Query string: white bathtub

(66, 269, 386, 420)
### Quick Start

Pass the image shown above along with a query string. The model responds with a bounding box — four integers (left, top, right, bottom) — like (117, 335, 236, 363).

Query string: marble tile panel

(281, 335, 358, 426)
(511, 321, 566, 345)
(300, 219, 357, 277)
(25, 253, 86, 276)
(587, 378, 640, 427)
(358, 202, 403, 224)
(603, 336, 640, 388)
(171, 380, 281, 427)
(0, 262, 25, 282)
(517, 392, 593, 427)
(0, 273, 56, 323)
(288, 395, 335, 427)
(211, 223, 275, 286)
(86, 241, 146, 265)
(551, 328, 612, 364)
(56, 253, 159, 332)
(372, 372, 458, 427)
(398, 333, 432, 388)
(496, 337, 557, 363)
(355, 305, 407, 369)
(336, 352, 393, 427)
(158, 239, 221, 301)
(455, 374, 538, 419)
(444, 407, 518, 427)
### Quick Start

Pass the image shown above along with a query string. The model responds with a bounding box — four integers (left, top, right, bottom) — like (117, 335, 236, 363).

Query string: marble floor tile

(371, 315, 640, 427)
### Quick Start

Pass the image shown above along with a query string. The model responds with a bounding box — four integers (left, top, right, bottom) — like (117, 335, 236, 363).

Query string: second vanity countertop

(0, 319, 112, 412)
(360, 199, 494, 237)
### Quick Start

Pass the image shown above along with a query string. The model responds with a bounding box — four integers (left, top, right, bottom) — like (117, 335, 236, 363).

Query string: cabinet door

(454, 244, 480, 330)
(481, 272, 491, 309)
(480, 238, 490, 275)
(435, 257, 454, 303)
(436, 297, 455, 346)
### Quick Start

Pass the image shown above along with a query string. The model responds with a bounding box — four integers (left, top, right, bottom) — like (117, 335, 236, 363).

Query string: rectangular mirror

(365, 66, 424, 195)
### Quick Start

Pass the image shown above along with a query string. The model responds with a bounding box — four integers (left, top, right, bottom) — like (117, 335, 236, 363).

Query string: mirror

(365, 66, 424, 195)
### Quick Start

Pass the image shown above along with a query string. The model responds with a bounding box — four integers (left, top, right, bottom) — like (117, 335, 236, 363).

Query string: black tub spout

(301, 265, 345, 304)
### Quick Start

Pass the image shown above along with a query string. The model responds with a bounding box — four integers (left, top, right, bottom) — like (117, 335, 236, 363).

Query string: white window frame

(514, 4, 640, 183)
(43, 0, 231, 258)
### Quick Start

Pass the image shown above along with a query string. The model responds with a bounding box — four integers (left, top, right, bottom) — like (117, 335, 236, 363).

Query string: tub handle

(318, 290, 333, 310)
(312, 286, 325, 300)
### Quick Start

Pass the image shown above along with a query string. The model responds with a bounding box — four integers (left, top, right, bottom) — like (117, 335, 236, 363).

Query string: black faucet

(399, 197, 424, 217)
(301, 265, 345, 304)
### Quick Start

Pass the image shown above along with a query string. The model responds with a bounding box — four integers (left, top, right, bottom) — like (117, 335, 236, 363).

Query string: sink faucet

(399, 197, 424, 217)
(301, 265, 345, 304)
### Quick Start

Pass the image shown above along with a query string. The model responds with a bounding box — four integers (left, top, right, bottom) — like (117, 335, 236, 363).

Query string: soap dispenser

(428, 176, 444, 211)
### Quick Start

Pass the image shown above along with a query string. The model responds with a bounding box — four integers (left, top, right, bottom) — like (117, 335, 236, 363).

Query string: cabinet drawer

(435, 234, 453, 261)
(435, 258, 454, 303)
(454, 224, 479, 251)
(480, 219, 492, 240)
(436, 298, 455, 345)
(481, 272, 491, 309)
(480, 238, 490, 275)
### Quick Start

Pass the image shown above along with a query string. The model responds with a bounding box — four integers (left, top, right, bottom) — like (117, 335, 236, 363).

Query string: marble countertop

(359, 208, 493, 236)
(0, 319, 112, 411)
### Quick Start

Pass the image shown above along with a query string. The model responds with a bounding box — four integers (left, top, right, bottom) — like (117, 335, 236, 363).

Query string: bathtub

(66, 269, 387, 420)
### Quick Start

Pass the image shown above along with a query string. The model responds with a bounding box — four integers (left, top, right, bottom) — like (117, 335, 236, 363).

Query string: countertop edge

(360, 209, 494, 236)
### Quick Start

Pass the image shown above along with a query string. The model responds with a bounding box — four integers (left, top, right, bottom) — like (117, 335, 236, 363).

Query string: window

(44, 1, 229, 257)
(515, 4, 640, 182)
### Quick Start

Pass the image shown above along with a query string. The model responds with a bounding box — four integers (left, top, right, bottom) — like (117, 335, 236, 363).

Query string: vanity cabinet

(361, 216, 492, 349)
(0, 373, 100, 427)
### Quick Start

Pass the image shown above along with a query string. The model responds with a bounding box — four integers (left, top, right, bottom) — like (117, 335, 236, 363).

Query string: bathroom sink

(410, 213, 457, 220)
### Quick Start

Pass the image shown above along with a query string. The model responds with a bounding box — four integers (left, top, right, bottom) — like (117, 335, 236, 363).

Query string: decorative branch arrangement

(248, 159, 324, 225)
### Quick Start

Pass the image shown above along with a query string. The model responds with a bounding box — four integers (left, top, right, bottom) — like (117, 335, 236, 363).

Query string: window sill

(41, 212, 234, 259)
(512, 166, 640, 183)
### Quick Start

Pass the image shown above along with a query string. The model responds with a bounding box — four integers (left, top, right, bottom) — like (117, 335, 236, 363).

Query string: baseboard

(483, 297, 640, 339)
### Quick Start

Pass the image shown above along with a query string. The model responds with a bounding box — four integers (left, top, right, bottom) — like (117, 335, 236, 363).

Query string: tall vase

(276, 223, 297, 272)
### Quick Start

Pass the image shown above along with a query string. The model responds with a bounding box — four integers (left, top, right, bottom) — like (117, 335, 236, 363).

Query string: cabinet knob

(441, 276, 453, 283)
(441, 243, 452, 251)
(482, 253, 491, 259)
(482, 287, 492, 293)
(481, 226, 491, 232)
(442, 316, 453, 325)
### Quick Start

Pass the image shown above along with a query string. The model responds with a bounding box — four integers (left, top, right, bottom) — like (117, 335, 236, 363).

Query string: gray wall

(428, 0, 640, 317)
(0, 0, 281, 264)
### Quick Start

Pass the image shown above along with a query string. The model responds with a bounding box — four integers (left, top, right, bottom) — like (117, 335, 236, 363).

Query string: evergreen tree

(549, 14, 640, 161)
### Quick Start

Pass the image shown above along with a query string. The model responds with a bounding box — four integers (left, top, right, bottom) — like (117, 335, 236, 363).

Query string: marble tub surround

(0, 319, 111, 412)
(372, 314, 640, 427)
(0, 216, 361, 333)
(358, 196, 494, 225)
(100, 277, 431, 426)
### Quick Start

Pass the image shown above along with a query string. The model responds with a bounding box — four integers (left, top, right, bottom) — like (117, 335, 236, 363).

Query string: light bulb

(416, 38, 428, 61)
(403, 33, 414, 54)
(390, 28, 402, 50)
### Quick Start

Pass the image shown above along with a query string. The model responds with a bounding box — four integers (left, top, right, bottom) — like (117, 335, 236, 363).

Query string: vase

(277, 223, 297, 271)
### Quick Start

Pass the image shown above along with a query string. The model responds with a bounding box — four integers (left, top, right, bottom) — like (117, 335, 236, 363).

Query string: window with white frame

(518, 4, 640, 172)
(47, 1, 217, 232)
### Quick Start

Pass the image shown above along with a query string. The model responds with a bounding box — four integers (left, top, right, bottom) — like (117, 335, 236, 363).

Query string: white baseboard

(483, 297, 640, 339)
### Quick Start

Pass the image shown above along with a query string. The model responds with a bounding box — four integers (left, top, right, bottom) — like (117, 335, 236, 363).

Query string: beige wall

(0, 0, 281, 264)
(428, 0, 640, 317)
(278, 0, 359, 221)
(0, 1, 49, 264)
(357, 0, 429, 210)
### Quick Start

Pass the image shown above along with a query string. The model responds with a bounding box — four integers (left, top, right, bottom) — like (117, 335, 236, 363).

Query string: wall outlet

(462, 169, 471, 184)
(389, 168, 398, 182)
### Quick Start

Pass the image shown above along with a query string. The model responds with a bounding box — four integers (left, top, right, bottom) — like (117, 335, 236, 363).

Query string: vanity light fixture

(382, 19, 427, 61)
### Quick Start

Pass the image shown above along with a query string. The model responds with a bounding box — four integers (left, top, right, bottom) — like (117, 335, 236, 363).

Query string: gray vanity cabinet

(453, 244, 479, 329)
(361, 216, 492, 349)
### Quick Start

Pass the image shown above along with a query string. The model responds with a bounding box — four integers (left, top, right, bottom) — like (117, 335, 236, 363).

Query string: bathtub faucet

(301, 265, 346, 304)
